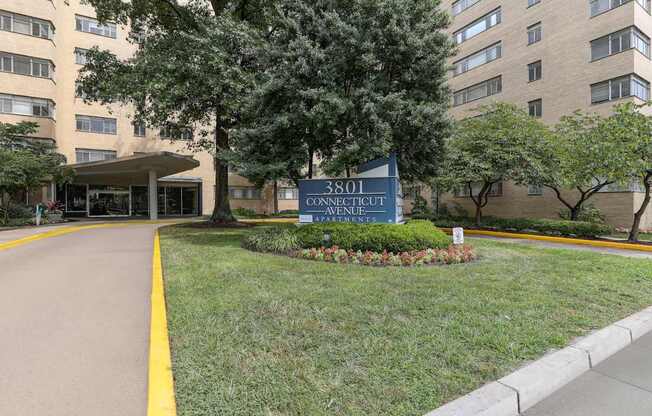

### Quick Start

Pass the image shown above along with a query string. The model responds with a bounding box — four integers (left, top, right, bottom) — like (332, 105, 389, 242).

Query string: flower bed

(242, 221, 476, 267)
(295, 245, 476, 267)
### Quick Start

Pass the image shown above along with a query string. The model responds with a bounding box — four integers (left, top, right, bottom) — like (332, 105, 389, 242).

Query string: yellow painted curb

(442, 228, 652, 253)
(0, 220, 188, 252)
(148, 230, 177, 416)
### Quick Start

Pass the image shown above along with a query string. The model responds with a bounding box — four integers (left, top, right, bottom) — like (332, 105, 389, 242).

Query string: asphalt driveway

(0, 224, 156, 416)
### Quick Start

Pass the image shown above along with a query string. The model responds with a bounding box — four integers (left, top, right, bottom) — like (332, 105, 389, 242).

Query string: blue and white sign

(299, 154, 404, 224)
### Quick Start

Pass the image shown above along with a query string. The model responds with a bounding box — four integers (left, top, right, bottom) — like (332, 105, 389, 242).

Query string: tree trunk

(569, 205, 581, 221)
(210, 122, 235, 223)
(346, 166, 351, 178)
(272, 180, 279, 215)
(307, 150, 314, 179)
(474, 204, 482, 226)
(1, 191, 10, 226)
(629, 173, 652, 242)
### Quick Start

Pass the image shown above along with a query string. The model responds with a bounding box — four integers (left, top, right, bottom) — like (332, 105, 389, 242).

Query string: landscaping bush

(241, 226, 301, 253)
(232, 207, 259, 218)
(559, 203, 606, 224)
(273, 209, 299, 218)
(415, 214, 613, 238)
(295, 220, 451, 253)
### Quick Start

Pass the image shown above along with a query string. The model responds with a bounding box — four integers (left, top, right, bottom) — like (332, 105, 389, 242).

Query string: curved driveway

(0, 224, 157, 416)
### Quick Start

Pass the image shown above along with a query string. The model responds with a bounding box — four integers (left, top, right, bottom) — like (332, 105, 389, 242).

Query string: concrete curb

(424, 306, 652, 416)
(147, 230, 177, 416)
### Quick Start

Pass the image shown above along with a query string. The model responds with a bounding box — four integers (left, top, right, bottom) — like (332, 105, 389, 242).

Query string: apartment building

(437, 0, 652, 229)
(0, 0, 296, 218)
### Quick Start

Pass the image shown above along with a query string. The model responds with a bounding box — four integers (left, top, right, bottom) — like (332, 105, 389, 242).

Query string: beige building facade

(438, 0, 652, 229)
(0, 0, 296, 218)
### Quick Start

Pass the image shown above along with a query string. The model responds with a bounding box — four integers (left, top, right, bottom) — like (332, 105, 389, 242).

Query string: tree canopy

(77, 0, 277, 222)
(598, 103, 652, 241)
(532, 110, 634, 221)
(0, 122, 70, 224)
(439, 103, 551, 224)
(231, 0, 454, 184)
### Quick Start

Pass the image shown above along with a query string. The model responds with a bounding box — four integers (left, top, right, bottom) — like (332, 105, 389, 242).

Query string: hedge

(241, 225, 301, 253)
(294, 220, 451, 253)
(242, 221, 452, 254)
(411, 214, 613, 238)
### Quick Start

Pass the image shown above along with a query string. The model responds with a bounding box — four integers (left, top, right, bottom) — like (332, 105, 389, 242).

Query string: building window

(0, 11, 53, 39)
(74, 48, 88, 65)
(528, 184, 544, 196)
(453, 76, 502, 106)
(528, 0, 541, 6)
(0, 94, 54, 117)
(591, 0, 650, 17)
(591, 74, 650, 103)
(75, 15, 116, 39)
(591, 27, 650, 61)
(160, 125, 193, 140)
(278, 187, 298, 200)
(454, 42, 502, 76)
(527, 22, 542, 45)
(133, 122, 146, 137)
(75, 115, 117, 134)
(455, 182, 503, 197)
(452, 0, 481, 15)
(229, 187, 261, 200)
(454, 8, 501, 45)
(75, 148, 117, 163)
(528, 99, 543, 117)
(528, 60, 542, 82)
(0, 52, 53, 79)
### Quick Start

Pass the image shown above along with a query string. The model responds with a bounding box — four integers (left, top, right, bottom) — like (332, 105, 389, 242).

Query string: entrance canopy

(66, 152, 200, 220)
(68, 152, 200, 186)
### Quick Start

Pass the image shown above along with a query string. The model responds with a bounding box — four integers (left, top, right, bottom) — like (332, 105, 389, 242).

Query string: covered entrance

(60, 152, 201, 220)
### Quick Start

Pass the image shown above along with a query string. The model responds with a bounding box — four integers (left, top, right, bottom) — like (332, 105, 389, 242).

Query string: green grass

(160, 225, 652, 416)
(610, 231, 652, 242)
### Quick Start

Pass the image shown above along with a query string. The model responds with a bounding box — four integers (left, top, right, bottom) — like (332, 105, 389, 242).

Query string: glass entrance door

(88, 186, 130, 217)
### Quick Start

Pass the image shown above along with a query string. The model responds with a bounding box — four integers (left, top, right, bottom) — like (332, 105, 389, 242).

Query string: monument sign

(298, 154, 404, 224)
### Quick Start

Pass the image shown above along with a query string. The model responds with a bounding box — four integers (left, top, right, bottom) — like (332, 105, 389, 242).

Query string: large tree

(440, 103, 551, 224)
(598, 103, 652, 242)
(533, 111, 632, 221)
(0, 122, 70, 225)
(232, 0, 454, 184)
(77, 0, 276, 223)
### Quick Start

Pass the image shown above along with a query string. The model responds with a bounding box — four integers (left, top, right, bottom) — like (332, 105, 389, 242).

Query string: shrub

(242, 226, 301, 253)
(273, 209, 299, 218)
(559, 204, 606, 224)
(410, 194, 431, 216)
(232, 207, 259, 218)
(7, 202, 34, 219)
(295, 220, 451, 252)
(419, 215, 613, 238)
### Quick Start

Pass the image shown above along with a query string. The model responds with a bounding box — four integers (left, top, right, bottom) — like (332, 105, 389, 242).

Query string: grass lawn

(610, 231, 652, 242)
(160, 225, 652, 416)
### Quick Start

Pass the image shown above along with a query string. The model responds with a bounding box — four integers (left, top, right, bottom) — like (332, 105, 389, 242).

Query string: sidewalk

(525, 331, 652, 415)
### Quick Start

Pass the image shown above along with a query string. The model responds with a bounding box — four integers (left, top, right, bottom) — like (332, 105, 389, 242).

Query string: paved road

(470, 235, 652, 259)
(0, 225, 155, 416)
(525, 332, 652, 416)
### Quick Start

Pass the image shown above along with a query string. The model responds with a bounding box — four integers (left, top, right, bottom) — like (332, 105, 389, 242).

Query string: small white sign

(299, 214, 314, 223)
(453, 227, 464, 245)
